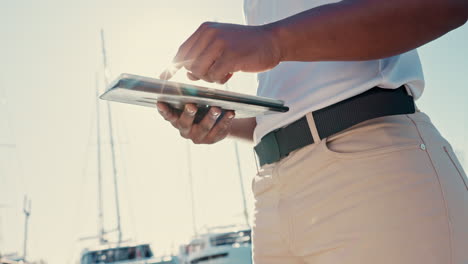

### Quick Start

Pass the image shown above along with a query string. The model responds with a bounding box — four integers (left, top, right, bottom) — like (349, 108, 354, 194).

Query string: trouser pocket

(323, 114, 423, 159)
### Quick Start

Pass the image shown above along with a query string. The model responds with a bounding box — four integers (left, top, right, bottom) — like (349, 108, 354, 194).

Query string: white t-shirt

(243, 0, 425, 143)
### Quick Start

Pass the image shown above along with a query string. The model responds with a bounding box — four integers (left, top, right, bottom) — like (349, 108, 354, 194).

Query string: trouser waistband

(254, 86, 415, 166)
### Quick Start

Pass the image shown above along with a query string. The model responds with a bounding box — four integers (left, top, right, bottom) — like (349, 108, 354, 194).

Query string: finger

(187, 72, 201, 81)
(172, 23, 214, 73)
(160, 23, 209, 80)
(219, 72, 233, 84)
(189, 40, 224, 82)
(207, 57, 235, 83)
(176, 104, 198, 137)
(204, 110, 235, 143)
(160, 58, 188, 80)
(190, 107, 222, 143)
(156, 102, 179, 124)
(183, 27, 218, 72)
(159, 69, 175, 80)
(173, 23, 207, 64)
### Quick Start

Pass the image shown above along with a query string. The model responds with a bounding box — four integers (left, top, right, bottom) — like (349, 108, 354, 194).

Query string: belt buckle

(254, 132, 281, 166)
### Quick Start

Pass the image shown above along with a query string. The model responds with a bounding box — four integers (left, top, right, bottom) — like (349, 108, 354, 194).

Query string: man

(157, 0, 468, 263)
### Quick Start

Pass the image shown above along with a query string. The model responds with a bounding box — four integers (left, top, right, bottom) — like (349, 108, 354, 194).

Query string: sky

(0, 1, 467, 263)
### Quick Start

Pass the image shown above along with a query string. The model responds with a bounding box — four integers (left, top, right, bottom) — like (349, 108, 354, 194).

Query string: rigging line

(233, 142, 250, 227)
(96, 80, 105, 244)
(224, 82, 251, 227)
(110, 85, 136, 241)
(0, 86, 14, 147)
(114, 112, 138, 242)
(69, 73, 101, 257)
(0, 83, 28, 209)
(106, 98, 123, 244)
(101, 28, 123, 244)
(186, 141, 198, 236)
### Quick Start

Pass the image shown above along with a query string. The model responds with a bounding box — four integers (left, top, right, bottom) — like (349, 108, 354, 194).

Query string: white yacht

(80, 242, 178, 264)
(178, 226, 252, 264)
(0, 254, 22, 264)
(80, 243, 153, 264)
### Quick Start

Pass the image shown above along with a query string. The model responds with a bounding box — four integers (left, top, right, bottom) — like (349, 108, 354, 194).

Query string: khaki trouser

(252, 111, 468, 264)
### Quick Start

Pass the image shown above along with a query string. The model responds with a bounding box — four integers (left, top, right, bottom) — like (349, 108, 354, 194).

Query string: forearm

(228, 117, 256, 142)
(267, 0, 468, 62)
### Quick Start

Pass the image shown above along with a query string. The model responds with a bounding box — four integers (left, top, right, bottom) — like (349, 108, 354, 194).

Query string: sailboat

(178, 225, 251, 264)
(177, 138, 252, 264)
(78, 30, 177, 264)
(0, 257, 22, 264)
(78, 76, 161, 264)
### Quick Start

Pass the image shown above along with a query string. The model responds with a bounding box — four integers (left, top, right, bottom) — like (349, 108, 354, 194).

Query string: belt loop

(403, 84, 413, 97)
(402, 85, 420, 112)
(252, 148, 261, 174)
(305, 112, 321, 142)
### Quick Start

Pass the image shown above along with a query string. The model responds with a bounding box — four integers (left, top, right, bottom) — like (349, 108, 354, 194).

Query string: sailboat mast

(106, 98, 123, 244)
(233, 143, 250, 227)
(95, 77, 106, 244)
(22, 196, 31, 262)
(100, 29, 110, 86)
(100, 29, 123, 244)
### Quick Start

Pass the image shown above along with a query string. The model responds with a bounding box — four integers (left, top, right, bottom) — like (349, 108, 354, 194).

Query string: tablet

(100, 73, 289, 119)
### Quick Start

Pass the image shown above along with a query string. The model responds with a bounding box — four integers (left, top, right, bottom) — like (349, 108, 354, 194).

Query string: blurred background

(1, 0, 467, 263)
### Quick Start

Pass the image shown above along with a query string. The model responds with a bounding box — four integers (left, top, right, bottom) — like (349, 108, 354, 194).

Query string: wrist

(262, 22, 288, 63)
(228, 118, 256, 142)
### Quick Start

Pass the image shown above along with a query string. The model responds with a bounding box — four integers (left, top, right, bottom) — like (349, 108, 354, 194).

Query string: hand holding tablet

(100, 73, 288, 143)
(100, 73, 289, 119)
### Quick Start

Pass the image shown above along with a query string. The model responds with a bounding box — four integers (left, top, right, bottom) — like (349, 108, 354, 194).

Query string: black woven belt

(254, 86, 415, 166)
